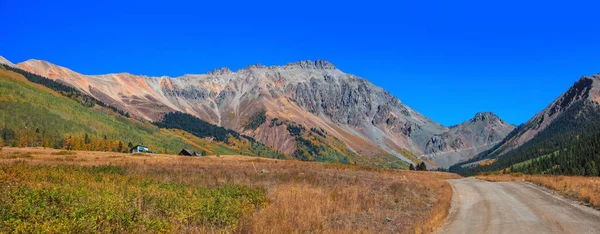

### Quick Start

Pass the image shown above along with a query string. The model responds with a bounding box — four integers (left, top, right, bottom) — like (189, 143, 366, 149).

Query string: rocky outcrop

(284, 60, 337, 70)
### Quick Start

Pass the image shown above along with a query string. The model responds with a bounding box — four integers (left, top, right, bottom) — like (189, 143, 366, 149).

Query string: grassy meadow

(0, 147, 460, 233)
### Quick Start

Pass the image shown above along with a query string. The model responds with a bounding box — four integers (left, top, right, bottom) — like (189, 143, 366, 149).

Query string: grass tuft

(51, 150, 77, 155)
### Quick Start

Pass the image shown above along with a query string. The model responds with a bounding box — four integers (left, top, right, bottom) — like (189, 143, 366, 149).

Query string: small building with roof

(130, 145, 149, 153)
(178, 148, 199, 156)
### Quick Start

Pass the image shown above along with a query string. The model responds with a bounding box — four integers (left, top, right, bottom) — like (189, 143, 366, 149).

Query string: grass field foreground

(0, 147, 460, 233)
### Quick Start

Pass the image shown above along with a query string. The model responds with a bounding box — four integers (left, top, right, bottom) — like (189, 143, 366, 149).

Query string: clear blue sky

(1, 0, 599, 126)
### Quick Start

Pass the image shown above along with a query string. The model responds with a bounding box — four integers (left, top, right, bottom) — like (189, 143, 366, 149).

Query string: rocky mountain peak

(207, 67, 232, 76)
(284, 60, 337, 70)
(469, 112, 501, 123)
(19, 59, 57, 70)
(7, 55, 519, 169)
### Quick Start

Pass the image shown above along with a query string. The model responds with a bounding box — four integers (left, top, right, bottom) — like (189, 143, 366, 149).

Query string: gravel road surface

(440, 178, 600, 234)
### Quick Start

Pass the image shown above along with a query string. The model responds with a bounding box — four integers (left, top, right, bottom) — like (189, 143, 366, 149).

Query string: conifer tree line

(155, 112, 287, 159)
(3, 65, 130, 118)
(155, 112, 245, 142)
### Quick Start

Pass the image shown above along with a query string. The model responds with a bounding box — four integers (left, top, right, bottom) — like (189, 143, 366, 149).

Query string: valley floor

(0, 147, 459, 233)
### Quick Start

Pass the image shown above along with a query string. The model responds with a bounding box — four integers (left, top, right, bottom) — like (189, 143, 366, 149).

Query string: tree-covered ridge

(451, 99, 600, 177)
(243, 109, 266, 130)
(3, 65, 130, 117)
(457, 77, 597, 167)
(154, 112, 287, 159)
(156, 112, 241, 142)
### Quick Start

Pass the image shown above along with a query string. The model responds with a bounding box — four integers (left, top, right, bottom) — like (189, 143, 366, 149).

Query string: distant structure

(178, 148, 199, 156)
(130, 145, 149, 154)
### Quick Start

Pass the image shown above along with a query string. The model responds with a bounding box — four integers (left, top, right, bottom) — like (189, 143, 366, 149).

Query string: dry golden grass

(477, 173, 600, 209)
(0, 147, 460, 233)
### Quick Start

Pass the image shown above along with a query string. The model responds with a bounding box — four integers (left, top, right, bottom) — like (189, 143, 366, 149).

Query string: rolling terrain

(0, 56, 514, 167)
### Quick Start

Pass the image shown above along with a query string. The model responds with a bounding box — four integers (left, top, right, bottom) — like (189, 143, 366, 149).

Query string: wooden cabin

(178, 148, 199, 156)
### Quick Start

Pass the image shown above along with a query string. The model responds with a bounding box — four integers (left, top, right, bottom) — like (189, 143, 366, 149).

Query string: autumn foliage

(0, 147, 460, 233)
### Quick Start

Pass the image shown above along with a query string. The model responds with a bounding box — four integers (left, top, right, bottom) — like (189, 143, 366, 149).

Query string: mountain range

(452, 73, 600, 176)
(0, 56, 515, 168)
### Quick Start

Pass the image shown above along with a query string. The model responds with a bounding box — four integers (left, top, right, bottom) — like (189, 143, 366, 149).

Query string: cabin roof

(179, 148, 198, 156)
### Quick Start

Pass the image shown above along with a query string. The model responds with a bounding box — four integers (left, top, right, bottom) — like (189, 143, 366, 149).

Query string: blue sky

(1, 0, 599, 126)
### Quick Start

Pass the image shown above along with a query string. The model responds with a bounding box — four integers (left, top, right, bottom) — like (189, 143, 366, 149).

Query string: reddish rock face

(3, 57, 515, 167)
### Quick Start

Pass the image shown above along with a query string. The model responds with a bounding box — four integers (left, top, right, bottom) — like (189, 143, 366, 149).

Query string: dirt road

(440, 178, 600, 234)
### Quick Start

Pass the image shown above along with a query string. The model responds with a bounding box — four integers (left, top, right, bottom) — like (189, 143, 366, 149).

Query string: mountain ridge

(486, 75, 600, 158)
(0, 56, 513, 167)
(450, 74, 600, 175)
(0, 65, 286, 158)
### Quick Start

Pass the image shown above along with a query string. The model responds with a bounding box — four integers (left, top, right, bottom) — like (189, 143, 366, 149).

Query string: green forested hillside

(155, 112, 288, 159)
(0, 67, 269, 156)
(451, 100, 600, 176)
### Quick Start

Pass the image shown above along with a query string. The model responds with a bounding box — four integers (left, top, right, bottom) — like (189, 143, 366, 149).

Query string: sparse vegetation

(0, 147, 460, 233)
(270, 119, 408, 168)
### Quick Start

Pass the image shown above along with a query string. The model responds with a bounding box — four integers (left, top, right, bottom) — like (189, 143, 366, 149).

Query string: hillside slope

(1, 56, 513, 167)
(451, 74, 600, 176)
(0, 64, 283, 158)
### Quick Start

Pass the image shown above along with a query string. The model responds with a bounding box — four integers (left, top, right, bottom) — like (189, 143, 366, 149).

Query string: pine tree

(409, 164, 415, 170)
(417, 162, 427, 171)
